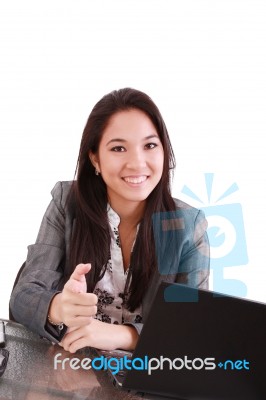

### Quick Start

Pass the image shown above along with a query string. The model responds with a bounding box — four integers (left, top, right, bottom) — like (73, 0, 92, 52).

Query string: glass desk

(0, 320, 155, 400)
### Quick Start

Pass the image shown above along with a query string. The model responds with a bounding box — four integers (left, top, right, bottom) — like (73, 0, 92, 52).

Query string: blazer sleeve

(175, 209, 210, 289)
(9, 182, 70, 342)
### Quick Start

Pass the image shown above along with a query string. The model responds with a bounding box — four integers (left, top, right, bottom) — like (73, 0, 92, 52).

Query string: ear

(88, 151, 100, 172)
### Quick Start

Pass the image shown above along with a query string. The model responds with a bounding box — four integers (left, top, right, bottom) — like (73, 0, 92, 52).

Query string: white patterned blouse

(93, 205, 142, 325)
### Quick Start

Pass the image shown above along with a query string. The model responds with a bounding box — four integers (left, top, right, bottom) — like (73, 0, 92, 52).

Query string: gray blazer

(10, 181, 210, 343)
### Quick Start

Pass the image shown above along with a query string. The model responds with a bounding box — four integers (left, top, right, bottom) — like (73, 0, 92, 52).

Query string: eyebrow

(106, 134, 159, 146)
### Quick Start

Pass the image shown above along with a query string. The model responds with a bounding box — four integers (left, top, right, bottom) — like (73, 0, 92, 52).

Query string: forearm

(60, 319, 139, 353)
(112, 324, 139, 351)
(10, 283, 64, 342)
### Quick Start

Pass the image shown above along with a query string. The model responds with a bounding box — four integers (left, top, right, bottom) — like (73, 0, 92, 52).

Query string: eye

(144, 143, 158, 150)
(111, 146, 126, 152)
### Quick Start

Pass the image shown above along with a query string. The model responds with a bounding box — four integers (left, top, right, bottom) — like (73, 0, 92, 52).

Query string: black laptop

(96, 281, 266, 400)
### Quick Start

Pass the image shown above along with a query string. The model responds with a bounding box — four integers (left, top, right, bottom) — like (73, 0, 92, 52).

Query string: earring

(95, 169, 99, 176)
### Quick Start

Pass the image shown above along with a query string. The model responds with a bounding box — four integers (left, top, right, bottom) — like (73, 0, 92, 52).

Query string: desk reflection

(0, 320, 144, 400)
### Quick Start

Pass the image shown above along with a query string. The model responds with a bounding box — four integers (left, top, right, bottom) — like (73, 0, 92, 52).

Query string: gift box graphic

(200, 202, 248, 269)
(182, 173, 248, 297)
(153, 173, 249, 301)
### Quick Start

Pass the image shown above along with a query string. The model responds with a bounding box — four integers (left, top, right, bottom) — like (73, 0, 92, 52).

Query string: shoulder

(173, 197, 205, 221)
(157, 197, 207, 235)
(50, 181, 75, 212)
(51, 180, 73, 200)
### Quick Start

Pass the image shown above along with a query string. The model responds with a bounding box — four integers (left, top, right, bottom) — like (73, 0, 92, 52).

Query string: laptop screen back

(123, 282, 266, 400)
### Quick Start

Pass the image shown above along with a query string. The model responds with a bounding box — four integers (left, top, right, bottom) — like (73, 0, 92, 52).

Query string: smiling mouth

(122, 176, 148, 184)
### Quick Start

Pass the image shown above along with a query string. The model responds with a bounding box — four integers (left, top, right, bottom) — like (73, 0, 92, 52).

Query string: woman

(10, 88, 209, 353)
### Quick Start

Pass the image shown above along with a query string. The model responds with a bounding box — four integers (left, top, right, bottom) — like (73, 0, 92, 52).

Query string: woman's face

(90, 109, 164, 211)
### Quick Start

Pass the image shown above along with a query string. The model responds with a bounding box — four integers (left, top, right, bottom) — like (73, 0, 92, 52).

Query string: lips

(122, 176, 148, 184)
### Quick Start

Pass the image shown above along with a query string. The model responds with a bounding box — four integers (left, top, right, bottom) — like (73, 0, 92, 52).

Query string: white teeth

(123, 176, 147, 184)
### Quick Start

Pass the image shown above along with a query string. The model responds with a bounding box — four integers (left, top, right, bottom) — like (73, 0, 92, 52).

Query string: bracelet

(47, 315, 64, 331)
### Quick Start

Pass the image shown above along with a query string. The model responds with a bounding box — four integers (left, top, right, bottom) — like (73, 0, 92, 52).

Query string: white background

(1, 0, 265, 318)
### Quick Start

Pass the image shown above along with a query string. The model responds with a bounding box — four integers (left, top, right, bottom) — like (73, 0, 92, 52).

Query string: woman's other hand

(59, 319, 139, 352)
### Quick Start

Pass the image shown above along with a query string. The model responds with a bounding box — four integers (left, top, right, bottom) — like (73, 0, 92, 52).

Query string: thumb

(66, 263, 91, 293)
(70, 263, 91, 282)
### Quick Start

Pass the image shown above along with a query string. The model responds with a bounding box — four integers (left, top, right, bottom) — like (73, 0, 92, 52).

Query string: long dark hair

(67, 88, 176, 311)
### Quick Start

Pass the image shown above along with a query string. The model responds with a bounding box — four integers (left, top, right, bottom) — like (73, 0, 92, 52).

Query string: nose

(125, 148, 147, 170)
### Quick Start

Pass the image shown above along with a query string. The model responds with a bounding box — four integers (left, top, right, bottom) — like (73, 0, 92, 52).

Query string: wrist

(48, 292, 64, 325)
(114, 324, 139, 351)
(47, 315, 64, 331)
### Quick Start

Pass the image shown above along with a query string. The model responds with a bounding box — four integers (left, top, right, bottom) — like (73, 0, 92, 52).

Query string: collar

(107, 204, 121, 228)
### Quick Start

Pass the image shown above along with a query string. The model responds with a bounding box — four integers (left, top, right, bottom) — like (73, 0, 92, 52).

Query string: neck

(110, 200, 146, 227)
